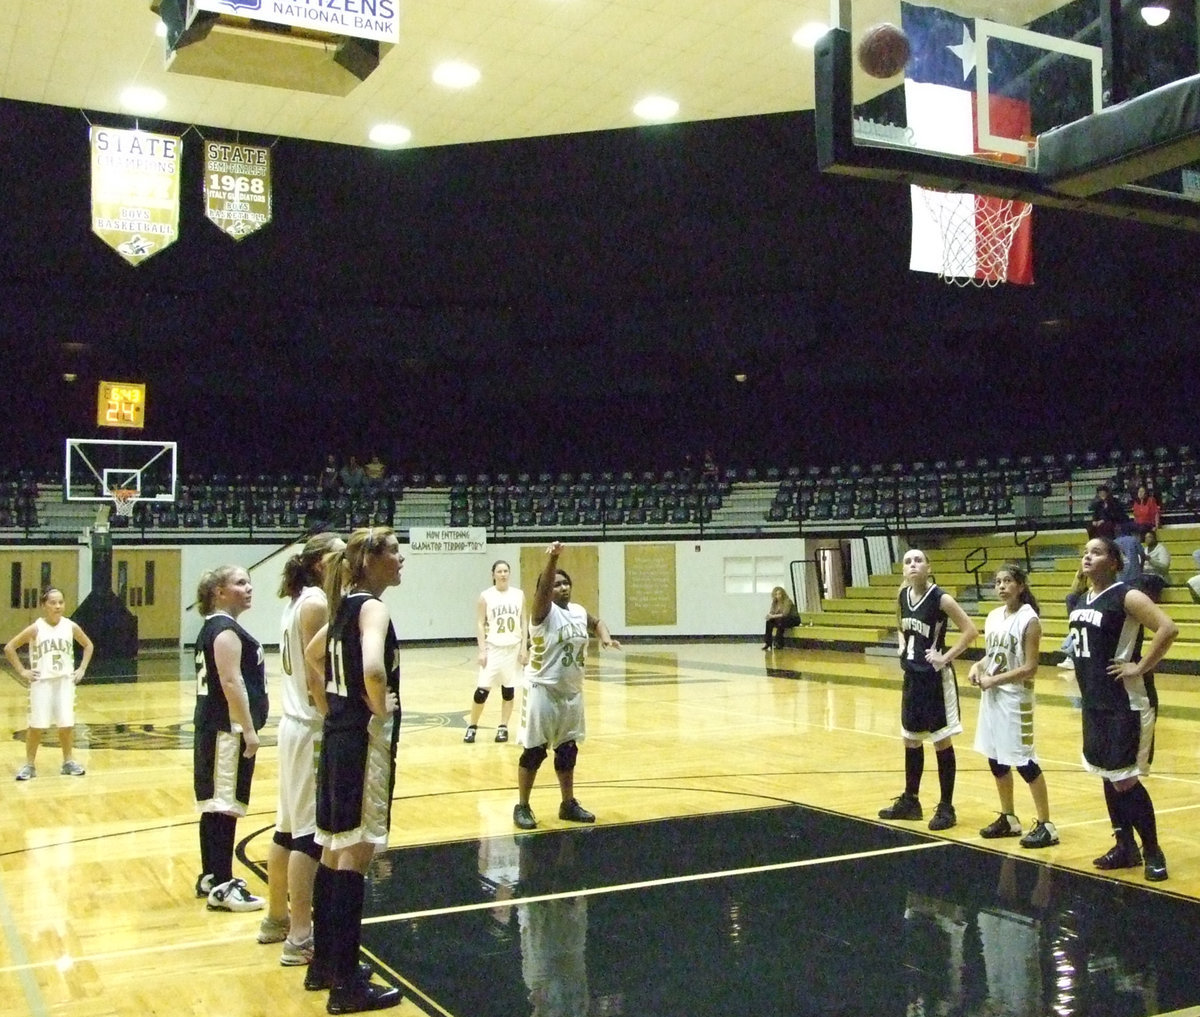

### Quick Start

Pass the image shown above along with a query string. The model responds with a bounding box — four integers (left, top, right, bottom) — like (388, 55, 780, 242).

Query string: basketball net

(919, 187, 1032, 287)
(111, 488, 139, 518)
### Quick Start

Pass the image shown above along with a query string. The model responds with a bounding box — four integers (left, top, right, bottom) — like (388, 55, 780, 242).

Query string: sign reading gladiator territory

(90, 126, 181, 267)
(193, 0, 400, 43)
(204, 142, 273, 241)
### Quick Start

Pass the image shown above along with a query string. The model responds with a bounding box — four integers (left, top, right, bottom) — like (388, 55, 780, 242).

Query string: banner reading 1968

(204, 142, 273, 241)
(90, 126, 181, 267)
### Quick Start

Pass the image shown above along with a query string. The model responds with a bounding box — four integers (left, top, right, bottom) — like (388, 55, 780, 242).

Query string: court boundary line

(361, 838, 951, 924)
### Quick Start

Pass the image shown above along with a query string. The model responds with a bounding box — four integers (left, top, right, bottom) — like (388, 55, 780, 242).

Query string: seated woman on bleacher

(762, 587, 800, 651)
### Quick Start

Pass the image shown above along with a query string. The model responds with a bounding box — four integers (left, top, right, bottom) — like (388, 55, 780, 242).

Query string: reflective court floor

(353, 806, 1200, 1017)
(2, 641, 1199, 1017)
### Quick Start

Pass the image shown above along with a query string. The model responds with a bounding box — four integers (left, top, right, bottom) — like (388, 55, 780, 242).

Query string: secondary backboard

(65, 438, 178, 502)
(818, 0, 1200, 230)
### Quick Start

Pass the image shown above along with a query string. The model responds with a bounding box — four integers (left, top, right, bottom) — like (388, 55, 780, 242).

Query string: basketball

(856, 23, 911, 79)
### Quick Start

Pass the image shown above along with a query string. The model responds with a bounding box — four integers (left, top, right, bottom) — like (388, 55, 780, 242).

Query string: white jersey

(974, 602, 1038, 765)
(30, 618, 76, 679)
(481, 586, 525, 647)
(280, 585, 325, 722)
(526, 602, 589, 693)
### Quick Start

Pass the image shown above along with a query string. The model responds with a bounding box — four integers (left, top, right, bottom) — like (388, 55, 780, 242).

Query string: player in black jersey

(1070, 537, 1177, 881)
(303, 527, 404, 1013)
(193, 565, 268, 912)
(878, 548, 978, 831)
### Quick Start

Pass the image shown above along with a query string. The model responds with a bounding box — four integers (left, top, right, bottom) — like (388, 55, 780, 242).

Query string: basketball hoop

(111, 488, 139, 518)
(920, 187, 1032, 288)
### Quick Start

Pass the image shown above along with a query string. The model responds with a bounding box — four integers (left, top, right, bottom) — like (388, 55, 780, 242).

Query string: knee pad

(987, 759, 1010, 779)
(554, 740, 579, 772)
(501, 686, 515, 702)
(272, 829, 295, 850)
(473, 687, 490, 705)
(1016, 761, 1042, 784)
(519, 745, 548, 771)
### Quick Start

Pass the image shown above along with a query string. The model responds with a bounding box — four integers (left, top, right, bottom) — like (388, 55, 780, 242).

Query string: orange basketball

(856, 23, 911, 79)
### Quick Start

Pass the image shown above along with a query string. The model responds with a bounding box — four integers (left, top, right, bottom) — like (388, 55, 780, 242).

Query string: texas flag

(901, 2, 1033, 284)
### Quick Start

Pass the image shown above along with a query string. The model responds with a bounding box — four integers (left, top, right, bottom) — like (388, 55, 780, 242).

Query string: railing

(964, 545, 990, 599)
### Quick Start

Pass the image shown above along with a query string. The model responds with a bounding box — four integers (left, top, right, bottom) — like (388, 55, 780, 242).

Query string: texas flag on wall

(901, 2, 1033, 284)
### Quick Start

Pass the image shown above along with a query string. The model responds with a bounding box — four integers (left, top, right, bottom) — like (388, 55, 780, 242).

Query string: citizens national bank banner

(90, 127, 181, 267)
(193, 0, 400, 43)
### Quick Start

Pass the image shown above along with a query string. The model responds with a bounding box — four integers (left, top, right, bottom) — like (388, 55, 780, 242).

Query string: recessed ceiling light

(633, 96, 679, 121)
(119, 86, 166, 115)
(1140, 3, 1170, 25)
(792, 23, 829, 48)
(369, 124, 412, 147)
(154, 21, 167, 39)
(432, 61, 481, 89)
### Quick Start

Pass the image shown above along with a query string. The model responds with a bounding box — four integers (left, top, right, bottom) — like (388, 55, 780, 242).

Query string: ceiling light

(1141, 3, 1170, 25)
(368, 124, 412, 147)
(432, 61, 480, 89)
(633, 96, 679, 122)
(119, 86, 166, 115)
(792, 23, 829, 48)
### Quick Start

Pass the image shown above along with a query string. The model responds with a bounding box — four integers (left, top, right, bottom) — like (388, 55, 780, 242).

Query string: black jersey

(193, 613, 268, 732)
(1068, 582, 1145, 711)
(898, 584, 948, 675)
(324, 592, 401, 735)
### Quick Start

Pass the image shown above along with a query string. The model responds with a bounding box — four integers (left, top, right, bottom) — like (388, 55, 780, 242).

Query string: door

(111, 549, 181, 643)
(0, 550, 80, 637)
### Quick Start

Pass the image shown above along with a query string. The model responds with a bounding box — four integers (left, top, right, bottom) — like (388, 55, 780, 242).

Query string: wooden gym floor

(2, 641, 1199, 1017)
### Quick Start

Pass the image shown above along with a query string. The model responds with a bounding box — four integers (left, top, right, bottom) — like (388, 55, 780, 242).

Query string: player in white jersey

(259, 532, 345, 963)
(513, 542, 620, 831)
(4, 587, 94, 780)
(463, 560, 528, 744)
(968, 564, 1058, 849)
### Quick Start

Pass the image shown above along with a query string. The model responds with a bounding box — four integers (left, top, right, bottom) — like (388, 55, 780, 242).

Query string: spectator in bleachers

(1187, 550, 1200, 601)
(364, 453, 387, 486)
(1130, 483, 1161, 533)
(1087, 484, 1127, 539)
(319, 455, 340, 495)
(1115, 522, 1143, 586)
(701, 449, 720, 486)
(762, 586, 800, 650)
(1137, 529, 1171, 603)
(339, 456, 366, 491)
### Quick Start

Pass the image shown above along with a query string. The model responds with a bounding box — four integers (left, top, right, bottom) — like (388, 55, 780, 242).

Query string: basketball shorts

(518, 683, 585, 750)
(194, 727, 257, 816)
(900, 665, 962, 742)
(1081, 705, 1155, 780)
(28, 675, 75, 729)
(315, 713, 396, 852)
(478, 642, 522, 690)
(973, 683, 1037, 766)
(275, 713, 322, 837)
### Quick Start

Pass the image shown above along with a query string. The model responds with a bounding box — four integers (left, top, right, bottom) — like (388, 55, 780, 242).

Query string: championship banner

(204, 141, 273, 241)
(90, 127, 181, 267)
(193, 0, 400, 43)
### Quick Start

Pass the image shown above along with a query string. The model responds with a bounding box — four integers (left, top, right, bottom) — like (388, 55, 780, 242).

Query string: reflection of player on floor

(5, 587, 93, 780)
(464, 560, 528, 744)
(878, 548, 978, 832)
(519, 835, 589, 1017)
(969, 564, 1058, 849)
(259, 533, 345, 963)
(513, 542, 620, 831)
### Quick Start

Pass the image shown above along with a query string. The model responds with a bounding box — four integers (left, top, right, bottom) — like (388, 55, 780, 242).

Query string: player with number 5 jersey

(878, 548, 978, 832)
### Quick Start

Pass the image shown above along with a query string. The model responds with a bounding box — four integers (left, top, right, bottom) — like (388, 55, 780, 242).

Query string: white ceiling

(0, 0, 1072, 151)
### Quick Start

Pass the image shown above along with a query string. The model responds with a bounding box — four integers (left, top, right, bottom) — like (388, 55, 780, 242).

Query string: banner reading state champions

(90, 126, 181, 267)
(204, 142, 273, 241)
